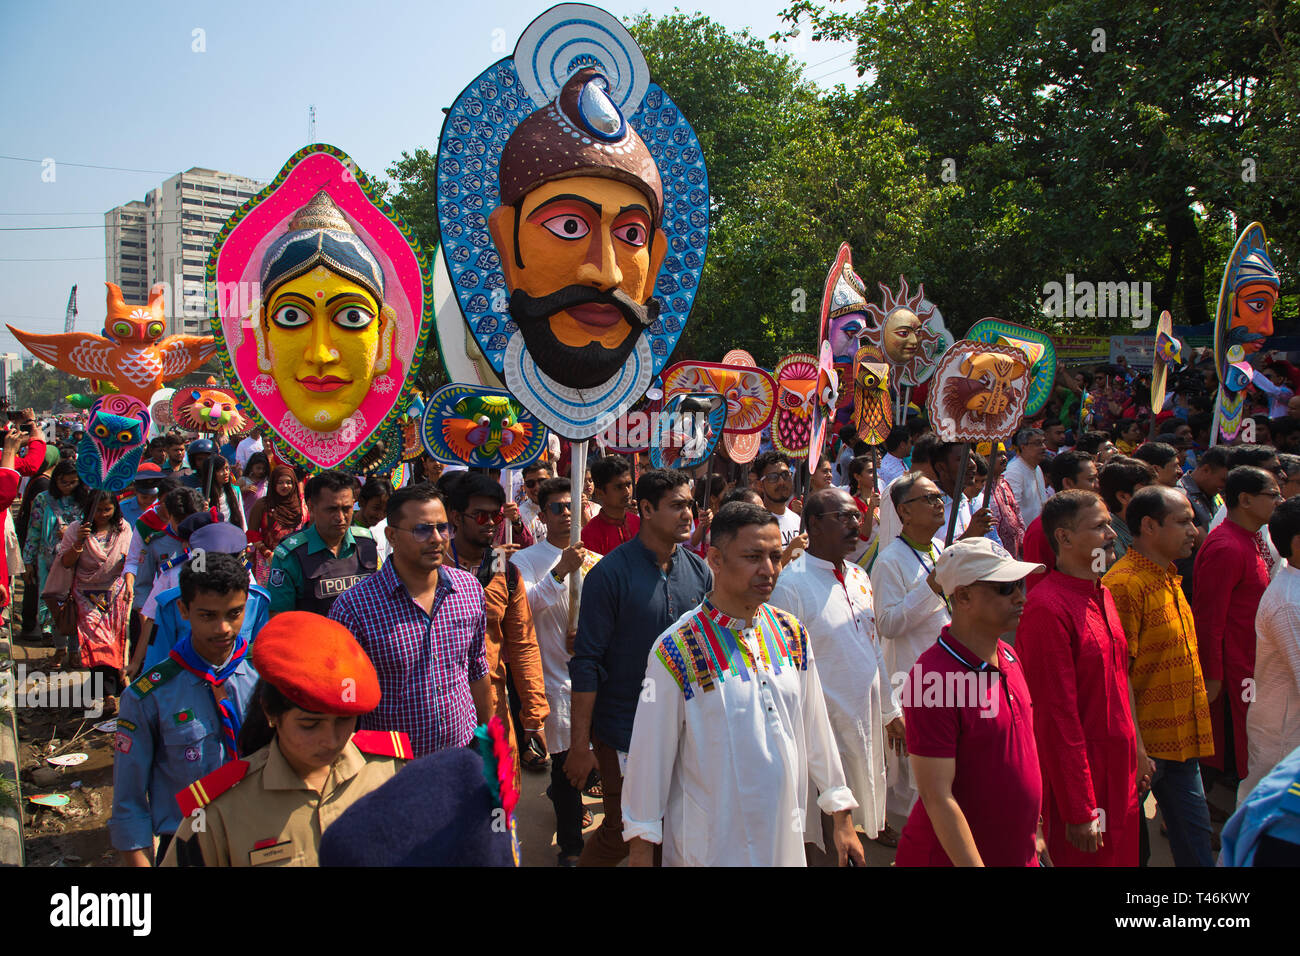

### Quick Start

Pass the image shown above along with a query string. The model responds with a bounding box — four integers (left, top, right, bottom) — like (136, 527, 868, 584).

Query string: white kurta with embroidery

(622, 600, 857, 866)
(770, 553, 899, 840)
(870, 534, 952, 814)
(512, 539, 599, 755)
(1241, 563, 1300, 802)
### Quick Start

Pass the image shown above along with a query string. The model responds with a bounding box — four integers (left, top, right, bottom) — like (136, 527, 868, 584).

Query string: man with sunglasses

(771, 488, 904, 857)
(516, 462, 553, 543)
(1016, 489, 1143, 866)
(441, 471, 548, 784)
(1206, 445, 1285, 579)
(750, 451, 806, 559)
(513, 476, 601, 865)
(1194, 466, 1281, 790)
(329, 483, 492, 757)
(895, 538, 1046, 866)
(870, 472, 952, 816)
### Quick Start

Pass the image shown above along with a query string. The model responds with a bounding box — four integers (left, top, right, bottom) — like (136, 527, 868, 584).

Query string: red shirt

(1193, 519, 1270, 777)
(1022, 516, 1057, 593)
(896, 627, 1043, 867)
(1015, 571, 1138, 866)
(580, 510, 640, 556)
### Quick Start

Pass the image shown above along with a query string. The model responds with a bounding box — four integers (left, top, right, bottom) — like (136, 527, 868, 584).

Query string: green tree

(778, 0, 1298, 334)
(6, 363, 85, 414)
(371, 149, 447, 391)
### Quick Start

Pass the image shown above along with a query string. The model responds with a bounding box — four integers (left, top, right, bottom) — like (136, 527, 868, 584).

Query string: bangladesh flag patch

(173, 708, 196, 726)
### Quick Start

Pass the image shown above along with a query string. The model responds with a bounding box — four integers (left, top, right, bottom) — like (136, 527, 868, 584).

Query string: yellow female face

(263, 266, 385, 431)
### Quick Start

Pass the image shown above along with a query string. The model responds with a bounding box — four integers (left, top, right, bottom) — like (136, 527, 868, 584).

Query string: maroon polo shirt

(895, 626, 1043, 867)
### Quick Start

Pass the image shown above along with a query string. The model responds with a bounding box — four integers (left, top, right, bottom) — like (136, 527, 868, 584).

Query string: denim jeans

(1152, 756, 1215, 866)
(548, 751, 585, 859)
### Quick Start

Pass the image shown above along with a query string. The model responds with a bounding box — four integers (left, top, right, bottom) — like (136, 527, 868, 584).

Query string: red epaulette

(175, 760, 250, 817)
(351, 730, 414, 760)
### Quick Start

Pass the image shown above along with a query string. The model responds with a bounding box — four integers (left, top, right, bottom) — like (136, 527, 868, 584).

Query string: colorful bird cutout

(771, 353, 818, 460)
(850, 345, 892, 445)
(8, 282, 218, 401)
(420, 384, 548, 469)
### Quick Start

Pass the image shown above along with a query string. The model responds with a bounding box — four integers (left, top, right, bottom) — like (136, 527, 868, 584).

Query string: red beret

(251, 612, 380, 716)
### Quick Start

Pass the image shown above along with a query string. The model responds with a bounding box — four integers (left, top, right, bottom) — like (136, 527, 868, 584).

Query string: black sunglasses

(981, 579, 1025, 596)
(547, 500, 572, 515)
(392, 522, 449, 543)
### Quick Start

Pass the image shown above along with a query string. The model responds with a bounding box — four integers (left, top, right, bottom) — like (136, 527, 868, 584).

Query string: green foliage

(779, 0, 1299, 333)
(6, 363, 85, 414)
(378, 4, 1298, 382)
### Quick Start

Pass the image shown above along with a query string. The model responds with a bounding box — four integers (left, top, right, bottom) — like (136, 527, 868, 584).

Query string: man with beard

(488, 68, 668, 432)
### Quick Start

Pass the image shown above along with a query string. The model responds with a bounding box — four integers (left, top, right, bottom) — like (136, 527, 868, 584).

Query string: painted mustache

(509, 285, 659, 330)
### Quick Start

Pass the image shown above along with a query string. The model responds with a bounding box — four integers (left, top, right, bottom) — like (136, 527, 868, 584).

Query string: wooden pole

(943, 442, 971, 548)
(501, 468, 513, 546)
(567, 439, 588, 630)
(981, 443, 1003, 512)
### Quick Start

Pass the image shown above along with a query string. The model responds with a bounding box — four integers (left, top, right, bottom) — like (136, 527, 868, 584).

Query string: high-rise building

(0, 352, 26, 399)
(105, 167, 265, 336)
(104, 201, 149, 303)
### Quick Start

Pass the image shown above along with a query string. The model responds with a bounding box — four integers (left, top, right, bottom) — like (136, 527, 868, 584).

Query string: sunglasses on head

(392, 522, 449, 543)
(547, 500, 572, 515)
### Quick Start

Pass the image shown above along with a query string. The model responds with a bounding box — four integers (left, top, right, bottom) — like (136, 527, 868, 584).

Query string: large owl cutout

(772, 353, 818, 460)
(850, 345, 892, 445)
(78, 394, 151, 491)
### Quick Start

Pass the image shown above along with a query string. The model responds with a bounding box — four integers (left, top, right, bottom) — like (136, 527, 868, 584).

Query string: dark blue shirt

(570, 536, 712, 753)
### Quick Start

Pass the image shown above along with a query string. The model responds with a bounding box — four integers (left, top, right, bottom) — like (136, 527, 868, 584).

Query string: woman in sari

(245, 464, 306, 585)
(48, 489, 132, 713)
(22, 460, 87, 659)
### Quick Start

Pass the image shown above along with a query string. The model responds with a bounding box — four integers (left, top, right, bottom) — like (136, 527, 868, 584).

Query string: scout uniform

(108, 652, 259, 854)
(161, 730, 410, 866)
(161, 611, 407, 867)
(144, 584, 271, 672)
(266, 524, 377, 615)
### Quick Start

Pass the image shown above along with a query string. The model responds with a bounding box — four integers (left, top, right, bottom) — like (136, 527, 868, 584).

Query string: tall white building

(105, 167, 264, 336)
(0, 353, 26, 399)
(104, 201, 149, 303)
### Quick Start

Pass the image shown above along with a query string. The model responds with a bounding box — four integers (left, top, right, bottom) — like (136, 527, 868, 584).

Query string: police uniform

(159, 610, 407, 867)
(160, 730, 411, 867)
(266, 524, 377, 615)
(108, 655, 259, 853)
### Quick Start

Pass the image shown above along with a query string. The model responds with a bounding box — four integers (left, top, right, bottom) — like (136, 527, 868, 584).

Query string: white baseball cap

(934, 537, 1045, 596)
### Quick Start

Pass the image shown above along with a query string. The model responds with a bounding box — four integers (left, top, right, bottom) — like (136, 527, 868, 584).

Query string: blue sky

(0, 0, 858, 352)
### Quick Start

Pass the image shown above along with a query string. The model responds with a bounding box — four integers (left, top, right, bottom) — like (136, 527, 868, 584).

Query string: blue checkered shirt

(330, 562, 488, 756)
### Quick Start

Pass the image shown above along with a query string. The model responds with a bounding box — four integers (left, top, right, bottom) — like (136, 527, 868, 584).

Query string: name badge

(316, 575, 363, 598)
(249, 841, 295, 866)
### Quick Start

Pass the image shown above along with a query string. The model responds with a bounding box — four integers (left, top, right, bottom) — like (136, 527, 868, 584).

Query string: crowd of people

(5, 347, 1299, 868)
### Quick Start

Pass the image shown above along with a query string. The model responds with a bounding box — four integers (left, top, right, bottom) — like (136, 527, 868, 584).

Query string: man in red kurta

(1016, 490, 1142, 866)
(1192, 466, 1278, 780)
(1024, 451, 1098, 594)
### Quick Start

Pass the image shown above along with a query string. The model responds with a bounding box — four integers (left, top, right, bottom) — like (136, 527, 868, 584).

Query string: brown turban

(498, 67, 663, 225)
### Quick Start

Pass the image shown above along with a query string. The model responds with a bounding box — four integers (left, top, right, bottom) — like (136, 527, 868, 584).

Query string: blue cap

(189, 521, 248, 555)
(318, 747, 516, 867)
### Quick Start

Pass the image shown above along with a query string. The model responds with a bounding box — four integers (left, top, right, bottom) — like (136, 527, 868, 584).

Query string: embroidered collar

(701, 598, 755, 631)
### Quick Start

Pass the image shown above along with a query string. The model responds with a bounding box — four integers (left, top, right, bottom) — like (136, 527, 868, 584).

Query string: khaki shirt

(161, 736, 403, 867)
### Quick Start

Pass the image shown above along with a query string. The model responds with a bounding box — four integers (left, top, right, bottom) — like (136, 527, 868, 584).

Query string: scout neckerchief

(169, 634, 250, 762)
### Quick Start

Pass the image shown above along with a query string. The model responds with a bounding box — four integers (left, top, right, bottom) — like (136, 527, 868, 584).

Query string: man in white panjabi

(511, 476, 600, 865)
(771, 488, 904, 854)
(1240, 498, 1300, 802)
(869, 473, 952, 815)
(623, 502, 864, 867)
